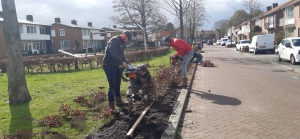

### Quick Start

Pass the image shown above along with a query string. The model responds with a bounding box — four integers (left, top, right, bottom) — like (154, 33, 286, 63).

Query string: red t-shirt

(170, 38, 192, 57)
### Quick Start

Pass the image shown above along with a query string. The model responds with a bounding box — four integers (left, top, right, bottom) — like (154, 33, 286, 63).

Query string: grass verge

(0, 48, 175, 138)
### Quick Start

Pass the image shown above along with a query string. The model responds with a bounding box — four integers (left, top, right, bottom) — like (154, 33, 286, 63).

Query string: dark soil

(85, 64, 195, 139)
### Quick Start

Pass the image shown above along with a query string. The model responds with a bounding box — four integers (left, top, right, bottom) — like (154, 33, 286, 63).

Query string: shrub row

(0, 47, 169, 73)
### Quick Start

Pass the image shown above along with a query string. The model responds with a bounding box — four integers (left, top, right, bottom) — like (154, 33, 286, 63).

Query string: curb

(161, 63, 198, 139)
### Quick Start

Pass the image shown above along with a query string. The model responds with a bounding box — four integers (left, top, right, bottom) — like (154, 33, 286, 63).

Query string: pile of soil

(85, 64, 195, 139)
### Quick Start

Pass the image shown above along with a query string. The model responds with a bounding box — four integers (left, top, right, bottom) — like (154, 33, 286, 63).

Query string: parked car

(226, 40, 236, 47)
(249, 34, 275, 54)
(216, 40, 222, 45)
(220, 38, 228, 46)
(277, 37, 300, 65)
(207, 40, 213, 45)
(236, 40, 251, 51)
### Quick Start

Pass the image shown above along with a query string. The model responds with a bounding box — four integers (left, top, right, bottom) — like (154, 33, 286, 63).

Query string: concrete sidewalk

(180, 46, 300, 139)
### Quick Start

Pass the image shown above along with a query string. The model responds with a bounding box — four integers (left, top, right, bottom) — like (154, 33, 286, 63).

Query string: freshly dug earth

(86, 64, 195, 139)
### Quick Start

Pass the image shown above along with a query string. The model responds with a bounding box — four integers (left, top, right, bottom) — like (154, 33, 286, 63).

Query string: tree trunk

(143, 29, 149, 50)
(179, 0, 184, 39)
(2, 0, 32, 105)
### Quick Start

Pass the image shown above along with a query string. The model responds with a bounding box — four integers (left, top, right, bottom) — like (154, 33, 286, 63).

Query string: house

(0, 13, 52, 59)
(279, 0, 300, 37)
(51, 18, 106, 54)
(152, 29, 178, 46)
(102, 25, 144, 47)
(233, 0, 299, 41)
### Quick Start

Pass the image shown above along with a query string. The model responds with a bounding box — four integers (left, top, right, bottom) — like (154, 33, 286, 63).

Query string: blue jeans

(103, 65, 122, 102)
(181, 49, 194, 77)
(194, 57, 202, 63)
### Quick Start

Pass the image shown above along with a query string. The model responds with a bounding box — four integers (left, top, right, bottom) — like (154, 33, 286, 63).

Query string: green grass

(0, 48, 175, 138)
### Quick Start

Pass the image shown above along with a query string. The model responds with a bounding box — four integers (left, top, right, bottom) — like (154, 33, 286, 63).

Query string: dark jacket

(103, 36, 128, 65)
(190, 52, 203, 62)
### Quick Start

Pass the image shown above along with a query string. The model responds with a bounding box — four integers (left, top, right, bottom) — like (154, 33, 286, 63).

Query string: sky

(0, 0, 288, 30)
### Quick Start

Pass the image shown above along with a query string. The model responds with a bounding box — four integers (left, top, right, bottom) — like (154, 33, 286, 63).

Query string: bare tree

(184, 0, 207, 44)
(162, 0, 191, 39)
(1, 0, 32, 105)
(214, 19, 230, 39)
(242, 0, 261, 40)
(110, 0, 167, 50)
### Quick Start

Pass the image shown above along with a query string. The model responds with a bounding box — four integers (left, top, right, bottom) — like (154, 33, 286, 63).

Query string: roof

(257, 0, 296, 19)
(281, 0, 299, 9)
(52, 23, 102, 30)
(159, 30, 171, 37)
(0, 18, 50, 26)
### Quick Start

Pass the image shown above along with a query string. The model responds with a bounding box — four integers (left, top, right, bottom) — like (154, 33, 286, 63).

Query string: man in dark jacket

(103, 31, 132, 111)
(190, 52, 203, 64)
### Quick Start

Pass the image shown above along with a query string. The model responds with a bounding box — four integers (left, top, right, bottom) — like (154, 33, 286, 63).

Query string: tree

(1, 0, 32, 105)
(164, 22, 175, 31)
(253, 25, 262, 33)
(163, 0, 192, 39)
(250, 9, 263, 17)
(184, 0, 207, 44)
(229, 10, 249, 26)
(241, 0, 262, 40)
(275, 26, 285, 45)
(214, 19, 230, 39)
(110, 0, 167, 50)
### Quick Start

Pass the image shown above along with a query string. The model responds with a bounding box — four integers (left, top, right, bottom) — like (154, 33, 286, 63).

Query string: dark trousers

(103, 65, 122, 102)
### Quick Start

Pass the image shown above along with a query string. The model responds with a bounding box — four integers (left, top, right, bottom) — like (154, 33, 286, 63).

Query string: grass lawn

(0, 48, 175, 138)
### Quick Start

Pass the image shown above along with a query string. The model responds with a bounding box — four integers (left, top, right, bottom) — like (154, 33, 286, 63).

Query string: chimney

(26, 15, 33, 22)
(71, 19, 77, 25)
(55, 18, 61, 23)
(272, 3, 278, 9)
(0, 11, 3, 18)
(88, 22, 92, 27)
(113, 25, 117, 28)
(123, 25, 127, 28)
(267, 6, 272, 12)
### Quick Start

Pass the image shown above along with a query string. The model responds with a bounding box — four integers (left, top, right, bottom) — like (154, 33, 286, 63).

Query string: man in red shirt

(164, 37, 194, 87)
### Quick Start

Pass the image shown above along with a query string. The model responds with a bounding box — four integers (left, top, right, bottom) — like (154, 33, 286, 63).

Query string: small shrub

(40, 114, 63, 127)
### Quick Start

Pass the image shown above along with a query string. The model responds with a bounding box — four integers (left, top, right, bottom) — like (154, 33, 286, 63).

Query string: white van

(249, 34, 275, 54)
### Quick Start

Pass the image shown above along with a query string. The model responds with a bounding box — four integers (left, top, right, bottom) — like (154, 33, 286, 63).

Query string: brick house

(102, 25, 144, 47)
(152, 29, 178, 46)
(51, 18, 106, 54)
(233, 0, 298, 41)
(0, 13, 51, 59)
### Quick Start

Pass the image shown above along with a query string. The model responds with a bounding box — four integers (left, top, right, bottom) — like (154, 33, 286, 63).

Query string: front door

(298, 28, 300, 37)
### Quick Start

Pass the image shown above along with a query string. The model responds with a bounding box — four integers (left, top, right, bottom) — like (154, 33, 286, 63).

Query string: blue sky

(0, 0, 289, 30)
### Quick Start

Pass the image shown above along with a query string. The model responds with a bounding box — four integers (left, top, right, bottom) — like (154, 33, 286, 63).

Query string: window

(22, 41, 46, 51)
(40, 27, 46, 34)
(269, 16, 274, 25)
(107, 33, 111, 37)
(60, 40, 70, 50)
(26, 26, 36, 34)
(60, 29, 65, 36)
(287, 6, 294, 19)
(83, 29, 90, 36)
(51, 30, 56, 37)
(285, 40, 291, 46)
